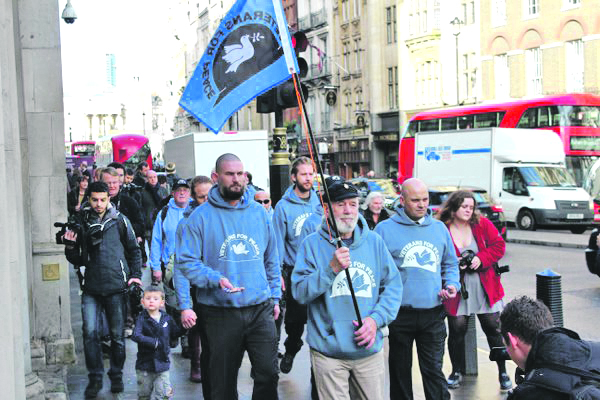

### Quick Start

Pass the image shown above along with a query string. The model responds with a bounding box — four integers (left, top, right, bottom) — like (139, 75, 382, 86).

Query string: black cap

(324, 176, 359, 202)
(172, 179, 190, 191)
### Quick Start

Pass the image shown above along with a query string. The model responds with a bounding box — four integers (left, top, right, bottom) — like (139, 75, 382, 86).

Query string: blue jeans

(81, 292, 126, 382)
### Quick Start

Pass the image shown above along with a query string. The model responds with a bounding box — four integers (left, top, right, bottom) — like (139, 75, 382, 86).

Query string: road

(66, 230, 600, 399)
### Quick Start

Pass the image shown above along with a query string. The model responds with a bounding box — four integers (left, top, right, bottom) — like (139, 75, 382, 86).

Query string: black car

(392, 185, 507, 239)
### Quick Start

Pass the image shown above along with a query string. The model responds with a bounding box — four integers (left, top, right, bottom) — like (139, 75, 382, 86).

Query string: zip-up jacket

(65, 204, 142, 295)
(149, 198, 190, 271)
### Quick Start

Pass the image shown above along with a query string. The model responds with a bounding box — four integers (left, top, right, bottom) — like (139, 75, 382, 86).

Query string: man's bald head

(215, 153, 242, 173)
(400, 178, 429, 221)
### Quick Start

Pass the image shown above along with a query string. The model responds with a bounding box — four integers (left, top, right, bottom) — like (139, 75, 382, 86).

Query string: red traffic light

(292, 31, 308, 53)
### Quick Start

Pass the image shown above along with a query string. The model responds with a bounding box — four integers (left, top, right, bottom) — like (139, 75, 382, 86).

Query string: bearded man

(292, 176, 402, 400)
(176, 153, 281, 400)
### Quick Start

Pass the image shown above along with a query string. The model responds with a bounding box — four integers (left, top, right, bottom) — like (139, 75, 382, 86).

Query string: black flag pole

(292, 72, 363, 328)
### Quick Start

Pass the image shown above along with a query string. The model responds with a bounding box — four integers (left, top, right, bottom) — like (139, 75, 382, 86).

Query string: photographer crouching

(61, 181, 142, 398)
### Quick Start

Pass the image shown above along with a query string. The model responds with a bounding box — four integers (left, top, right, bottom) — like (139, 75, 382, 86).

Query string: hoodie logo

(293, 213, 311, 237)
(399, 240, 440, 272)
(219, 233, 260, 261)
(330, 261, 376, 298)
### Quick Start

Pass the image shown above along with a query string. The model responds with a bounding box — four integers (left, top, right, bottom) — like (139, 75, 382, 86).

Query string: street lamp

(450, 17, 463, 105)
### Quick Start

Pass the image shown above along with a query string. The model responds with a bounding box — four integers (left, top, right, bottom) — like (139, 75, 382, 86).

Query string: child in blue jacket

(131, 285, 184, 399)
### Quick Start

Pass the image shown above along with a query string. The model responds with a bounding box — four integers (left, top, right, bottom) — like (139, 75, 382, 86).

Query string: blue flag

(179, 0, 298, 133)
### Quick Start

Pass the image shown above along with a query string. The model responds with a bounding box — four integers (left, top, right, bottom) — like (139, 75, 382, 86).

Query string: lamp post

(450, 17, 463, 106)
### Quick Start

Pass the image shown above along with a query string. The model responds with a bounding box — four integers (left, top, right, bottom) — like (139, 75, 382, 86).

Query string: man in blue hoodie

(273, 156, 321, 373)
(374, 178, 460, 400)
(177, 153, 281, 400)
(292, 177, 402, 399)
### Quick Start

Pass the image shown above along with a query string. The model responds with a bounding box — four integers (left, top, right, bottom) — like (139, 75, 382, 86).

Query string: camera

(494, 264, 510, 275)
(61, 1, 77, 24)
(459, 250, 476, 272)
(54, 215, 82, 245)
(489, 346, 511, 362)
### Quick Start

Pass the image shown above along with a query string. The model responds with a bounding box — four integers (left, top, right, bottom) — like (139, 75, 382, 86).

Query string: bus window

(474, 112, 500, 128)
(405, 121, 418, 138)
(420, 119, 440, 132)
(458, 115, 474, 129)
(538, 107, 550, 127)
(441, 117, 457, 130)
(517, 108, 537, 128)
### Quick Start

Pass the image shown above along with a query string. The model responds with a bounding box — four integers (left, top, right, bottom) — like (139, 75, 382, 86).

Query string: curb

(506, 238, 586, 249)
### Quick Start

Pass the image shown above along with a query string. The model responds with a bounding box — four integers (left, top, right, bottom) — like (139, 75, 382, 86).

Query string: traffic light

(256, 31, 309, 113)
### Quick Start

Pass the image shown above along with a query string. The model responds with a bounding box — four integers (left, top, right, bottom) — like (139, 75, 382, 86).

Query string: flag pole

(292, 72, 363, 328)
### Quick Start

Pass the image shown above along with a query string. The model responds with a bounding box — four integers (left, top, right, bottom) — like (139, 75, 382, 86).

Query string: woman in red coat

(438, 190, 512, 391)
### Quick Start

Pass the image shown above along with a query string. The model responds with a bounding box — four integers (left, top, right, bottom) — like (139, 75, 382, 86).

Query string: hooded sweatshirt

(292, 215, 402, 360)
(176, 185, 281, 308)
(374, 207, 460, 309)
(273, 185, 321, 267)
(149, 197, 190, 271)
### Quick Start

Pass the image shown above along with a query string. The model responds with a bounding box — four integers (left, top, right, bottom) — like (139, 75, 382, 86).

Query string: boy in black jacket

(132, 285, 184, 399)
(63, 181, 142, 398)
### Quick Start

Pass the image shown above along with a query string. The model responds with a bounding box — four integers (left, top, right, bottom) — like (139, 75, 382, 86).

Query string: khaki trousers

(310, 348, 385, 400)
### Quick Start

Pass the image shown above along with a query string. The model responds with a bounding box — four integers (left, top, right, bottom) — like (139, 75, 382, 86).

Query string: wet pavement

(66, 263, 516, 399)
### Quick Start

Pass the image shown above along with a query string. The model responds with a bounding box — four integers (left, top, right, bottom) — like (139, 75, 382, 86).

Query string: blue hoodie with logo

(176, 185, 281, 308)
(149, 198, 190, 271)
(292, 215, 402, 360)
(273, 185, 321, 267)
(374, 207, 460, 309)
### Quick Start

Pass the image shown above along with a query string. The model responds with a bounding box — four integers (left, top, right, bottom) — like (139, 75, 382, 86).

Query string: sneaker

(499, 372, 513, 391)
(84, 380, 102, 399)
(447, 371, 463, 389)
(110, 378, 124, 393)
(280, 353, 295, 374)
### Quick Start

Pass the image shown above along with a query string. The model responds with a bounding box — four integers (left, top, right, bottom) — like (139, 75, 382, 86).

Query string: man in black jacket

(102, 166, 144, 241)
(501, 296, 600, 400)
(64, 181, 142, 398)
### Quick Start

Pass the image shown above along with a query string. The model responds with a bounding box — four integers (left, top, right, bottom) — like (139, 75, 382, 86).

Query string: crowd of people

(62, 155, 600, 400)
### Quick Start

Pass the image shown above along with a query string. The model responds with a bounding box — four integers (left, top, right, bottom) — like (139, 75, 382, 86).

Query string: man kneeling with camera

(63, 181, 142, 398)
(500, 296, 600, 400)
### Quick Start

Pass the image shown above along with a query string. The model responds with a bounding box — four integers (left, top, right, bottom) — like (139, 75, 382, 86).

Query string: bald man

(374, 178, 460, 400)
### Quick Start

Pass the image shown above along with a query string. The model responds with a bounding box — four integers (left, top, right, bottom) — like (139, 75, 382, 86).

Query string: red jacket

(443, 217, 506, 316)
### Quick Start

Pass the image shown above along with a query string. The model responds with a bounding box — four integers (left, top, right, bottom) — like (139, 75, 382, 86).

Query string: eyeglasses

(255, 199, 270, 204)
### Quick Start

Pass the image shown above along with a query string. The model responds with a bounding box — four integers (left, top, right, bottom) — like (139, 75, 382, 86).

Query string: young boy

(131, 285, 184, 399)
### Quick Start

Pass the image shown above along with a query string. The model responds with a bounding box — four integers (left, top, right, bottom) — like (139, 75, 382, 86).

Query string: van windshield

(518, 167, 577, 187)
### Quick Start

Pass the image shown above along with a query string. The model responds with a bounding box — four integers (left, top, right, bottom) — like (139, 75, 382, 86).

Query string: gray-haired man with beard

(177, 153, 281, 400)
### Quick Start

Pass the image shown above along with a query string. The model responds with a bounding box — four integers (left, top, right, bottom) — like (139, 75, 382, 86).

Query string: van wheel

(517, 210, 536, 231)
(570, 227, 587, 234)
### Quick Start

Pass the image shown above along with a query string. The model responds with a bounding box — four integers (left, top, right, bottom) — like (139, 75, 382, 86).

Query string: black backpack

(515, 362, 600, 400)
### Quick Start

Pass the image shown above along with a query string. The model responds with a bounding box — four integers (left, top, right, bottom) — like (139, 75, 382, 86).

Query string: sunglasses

(255, 199, 271, 204)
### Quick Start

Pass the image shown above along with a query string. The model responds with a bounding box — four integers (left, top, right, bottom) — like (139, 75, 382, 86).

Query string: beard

(334, 213, 359, 235)
(295, 181, 312, 193)
(220, 183, 245, 201)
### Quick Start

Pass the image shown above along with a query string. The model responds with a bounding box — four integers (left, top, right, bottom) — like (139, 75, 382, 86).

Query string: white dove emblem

(223, 34, 255, 74)
(232, 242, 249, 255)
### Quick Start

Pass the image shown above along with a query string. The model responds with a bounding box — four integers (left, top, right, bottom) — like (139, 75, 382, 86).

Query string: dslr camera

(54, 215, 82, 246)
(459, 250, 477, 272)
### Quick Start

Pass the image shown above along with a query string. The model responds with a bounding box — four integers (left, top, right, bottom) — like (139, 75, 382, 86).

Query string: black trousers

(283, 264, 307, 356)
(198, 301, 279, 400)
(389, 306, 450, 400)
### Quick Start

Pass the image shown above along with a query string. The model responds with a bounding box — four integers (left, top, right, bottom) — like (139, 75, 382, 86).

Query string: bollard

(464, 313, 478, 376)
(536, 268, 564, 327)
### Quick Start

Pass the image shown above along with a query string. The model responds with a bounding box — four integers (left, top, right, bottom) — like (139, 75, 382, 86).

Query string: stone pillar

(18, 0, 75, 367)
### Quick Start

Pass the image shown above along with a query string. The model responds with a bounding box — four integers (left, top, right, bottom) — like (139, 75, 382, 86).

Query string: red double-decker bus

(399, 94, 600, 191)
(95, 134, 152, 170)
(70, 140, 96, 158)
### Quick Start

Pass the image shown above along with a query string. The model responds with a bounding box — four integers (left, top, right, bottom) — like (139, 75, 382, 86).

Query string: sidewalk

(66, 266, 514, 399)
(506, 227, 590, 249)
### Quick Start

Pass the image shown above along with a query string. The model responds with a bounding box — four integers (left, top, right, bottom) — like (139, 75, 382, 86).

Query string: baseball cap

(172, 179, 190, 191)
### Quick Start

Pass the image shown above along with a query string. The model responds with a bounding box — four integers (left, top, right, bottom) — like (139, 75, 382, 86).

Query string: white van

(414, 128, 593, 232)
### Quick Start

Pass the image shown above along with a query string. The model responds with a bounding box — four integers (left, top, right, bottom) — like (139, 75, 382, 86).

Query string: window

(353, 0, 360, 18)
(566, 39, 584, 92)
(525, 0, 539, 17)
(421, 10, 428, 32)
(461, 53, 477, 100)
(354, 39, 361, 72)
(343, 42, 350, 72)
(106, 54, 116, 87)
(388, 67, 398, 109)
(492, 0, 506, 26)
(342, 0, 349, 22)
(386, 6, 397, 44)
(345, 93, 352, 125)
(525, 47, 542, 96)
(433, 0, 441, 30)
(494, 54, 510, 99)
(355, 90, 363, 113)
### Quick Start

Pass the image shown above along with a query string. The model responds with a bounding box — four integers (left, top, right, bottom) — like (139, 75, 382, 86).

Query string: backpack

(515, 362, 600, 400)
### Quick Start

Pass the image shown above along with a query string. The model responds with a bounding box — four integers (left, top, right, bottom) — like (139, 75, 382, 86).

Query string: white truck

(414, 128, 594, 232)
(163, 130, 270, 191)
